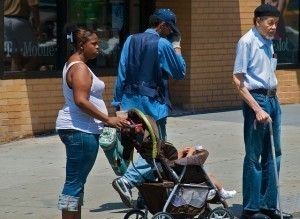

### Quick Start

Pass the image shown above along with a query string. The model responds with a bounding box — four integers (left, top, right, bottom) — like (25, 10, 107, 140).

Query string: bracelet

(173, 46, 181, 49)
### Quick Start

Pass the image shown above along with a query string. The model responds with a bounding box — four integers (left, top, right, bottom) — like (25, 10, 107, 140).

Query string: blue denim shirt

(112, 29, 186, 120)
(233, 27, 277, 90)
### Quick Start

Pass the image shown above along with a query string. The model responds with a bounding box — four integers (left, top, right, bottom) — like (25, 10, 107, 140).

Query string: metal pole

(268, 121, 283, 219)
(253, 120, 283, 219)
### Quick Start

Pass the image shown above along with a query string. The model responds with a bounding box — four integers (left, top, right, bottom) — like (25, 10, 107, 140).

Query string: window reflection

(263, 0, 299, 64)
(3, 0, 57, 72)
(38, 0, 57, 71)
(282, 0, 299, 64)
(70, 0, 127, 68)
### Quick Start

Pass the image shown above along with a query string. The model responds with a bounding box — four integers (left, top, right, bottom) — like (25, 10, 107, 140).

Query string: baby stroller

(120, 108, 234, 219)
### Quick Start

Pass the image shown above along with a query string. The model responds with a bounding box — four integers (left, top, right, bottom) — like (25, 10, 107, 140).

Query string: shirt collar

(145, 28, 160, 36)
(253, 27, 272, 48)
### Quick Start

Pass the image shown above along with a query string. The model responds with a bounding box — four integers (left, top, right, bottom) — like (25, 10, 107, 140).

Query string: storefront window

(1, 0, 153, 79)
(69, 0, 128, 69)
(3, 0, 58, 72)
(262, 0, 300, 65)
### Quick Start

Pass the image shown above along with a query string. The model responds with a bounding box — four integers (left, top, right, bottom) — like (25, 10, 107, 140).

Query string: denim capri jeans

(57, 129, 100, 211)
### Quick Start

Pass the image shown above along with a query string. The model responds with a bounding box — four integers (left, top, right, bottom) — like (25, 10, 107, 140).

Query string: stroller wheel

(151, 212, 173, 219)
(124, 209, 145, 219)
(206, 207, 233, 219)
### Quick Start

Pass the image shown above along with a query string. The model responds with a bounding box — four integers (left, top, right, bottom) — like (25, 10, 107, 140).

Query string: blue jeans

(57, 129, 100, 211)
(242, 93, 282, 211)
(123, 117, 167, 184)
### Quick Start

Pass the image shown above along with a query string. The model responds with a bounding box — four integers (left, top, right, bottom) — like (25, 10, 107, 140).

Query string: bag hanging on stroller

(99, 127, 130, 176)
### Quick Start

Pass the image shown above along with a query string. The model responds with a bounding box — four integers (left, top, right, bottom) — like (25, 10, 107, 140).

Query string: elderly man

(232, 4, 292, 219)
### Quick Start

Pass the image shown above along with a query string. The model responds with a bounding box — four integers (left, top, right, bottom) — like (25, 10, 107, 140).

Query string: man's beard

(266, 35, 275, 40)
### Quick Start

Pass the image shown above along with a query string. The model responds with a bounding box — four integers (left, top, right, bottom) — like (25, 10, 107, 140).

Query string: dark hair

(65, 24, 96, 49)
(149, 15, 162, 28)
(253, 16, 267, 25)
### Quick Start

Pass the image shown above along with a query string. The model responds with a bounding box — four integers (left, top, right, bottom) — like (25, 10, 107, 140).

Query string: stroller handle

(129, 108, 159, 159)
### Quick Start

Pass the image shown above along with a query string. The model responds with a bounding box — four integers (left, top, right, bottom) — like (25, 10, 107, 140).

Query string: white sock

(219, 188, 237, 199)
(220, 188, 226, 195)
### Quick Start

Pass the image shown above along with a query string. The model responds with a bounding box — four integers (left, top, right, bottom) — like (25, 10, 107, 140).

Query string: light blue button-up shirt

(112, 29, 186, 121)
(233, 27, 277, 90)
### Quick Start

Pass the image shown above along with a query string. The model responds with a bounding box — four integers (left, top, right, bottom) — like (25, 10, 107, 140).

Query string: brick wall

(157, 0, 299, 111)
(0, 76, 117, 143)
(156, 0, 249, 110)
(277, 69, 300, 104)
(155, 1, 192, 109)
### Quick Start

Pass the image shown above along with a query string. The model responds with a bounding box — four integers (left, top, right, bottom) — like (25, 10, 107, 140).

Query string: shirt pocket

(271, 58, 277, 72)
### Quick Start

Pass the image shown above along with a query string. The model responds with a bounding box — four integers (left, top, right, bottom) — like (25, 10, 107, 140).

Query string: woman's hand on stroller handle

(119, 119, 144, 134)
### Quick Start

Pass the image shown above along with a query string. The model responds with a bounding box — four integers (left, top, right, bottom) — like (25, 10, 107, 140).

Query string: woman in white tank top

(56, 24, 124, 219)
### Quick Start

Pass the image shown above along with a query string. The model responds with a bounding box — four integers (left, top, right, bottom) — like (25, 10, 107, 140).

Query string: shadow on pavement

(90, 202, 129, 213)
(229, 204, 243, 218)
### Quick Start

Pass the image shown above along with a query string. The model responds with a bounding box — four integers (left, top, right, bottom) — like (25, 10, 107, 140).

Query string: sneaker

(207, 189, 216, 200)
(112, 177, 133, 208)
(221, 190, 237, 199)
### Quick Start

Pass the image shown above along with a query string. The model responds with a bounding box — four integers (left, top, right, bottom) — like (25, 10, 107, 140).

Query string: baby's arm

(178, 146, 191, 158)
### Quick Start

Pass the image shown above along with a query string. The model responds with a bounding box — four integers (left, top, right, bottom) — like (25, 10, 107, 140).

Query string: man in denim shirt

(111, 9, 186, 208)
(233, 4, 292, 219)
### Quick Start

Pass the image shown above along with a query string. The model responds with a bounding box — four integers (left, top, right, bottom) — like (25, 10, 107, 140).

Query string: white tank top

(56, 61, 108, 134)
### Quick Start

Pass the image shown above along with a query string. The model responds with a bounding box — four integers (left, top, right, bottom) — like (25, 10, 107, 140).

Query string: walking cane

(254, 119, 283, 219)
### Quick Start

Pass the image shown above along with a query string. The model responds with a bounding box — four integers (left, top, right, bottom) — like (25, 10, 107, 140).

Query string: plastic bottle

(195, 144, 203, 152)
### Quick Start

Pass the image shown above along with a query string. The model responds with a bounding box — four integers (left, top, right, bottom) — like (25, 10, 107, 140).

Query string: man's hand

(255, 109, 272, 123)
(233, 73, 272, 124)
(169, 33, 181, 49)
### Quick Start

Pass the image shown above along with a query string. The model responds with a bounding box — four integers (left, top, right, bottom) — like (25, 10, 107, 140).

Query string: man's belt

(250, 88, 277, 97)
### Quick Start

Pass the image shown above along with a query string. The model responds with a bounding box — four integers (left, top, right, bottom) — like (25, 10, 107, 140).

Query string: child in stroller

(178, 146, 237, 200)
(120, 108, 235, 219)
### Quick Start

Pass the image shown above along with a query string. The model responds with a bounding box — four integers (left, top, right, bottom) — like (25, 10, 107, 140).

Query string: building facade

(1, 0, 299, 143)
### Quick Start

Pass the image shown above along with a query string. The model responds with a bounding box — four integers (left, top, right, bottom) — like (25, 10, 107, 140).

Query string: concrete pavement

(0, 104, 299, 219)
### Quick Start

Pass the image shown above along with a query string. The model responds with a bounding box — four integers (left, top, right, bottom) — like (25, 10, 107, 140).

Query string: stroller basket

(137, 182, 208, 217)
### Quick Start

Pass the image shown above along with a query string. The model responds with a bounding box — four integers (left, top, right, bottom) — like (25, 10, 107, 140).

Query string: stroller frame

(121, 108, 233, 219)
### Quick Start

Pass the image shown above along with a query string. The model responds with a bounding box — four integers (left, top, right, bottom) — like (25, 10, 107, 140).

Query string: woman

(56, 24, 123, 219)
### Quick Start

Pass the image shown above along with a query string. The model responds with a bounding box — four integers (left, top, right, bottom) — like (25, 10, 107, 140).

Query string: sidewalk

(0, 104, 299, 219)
